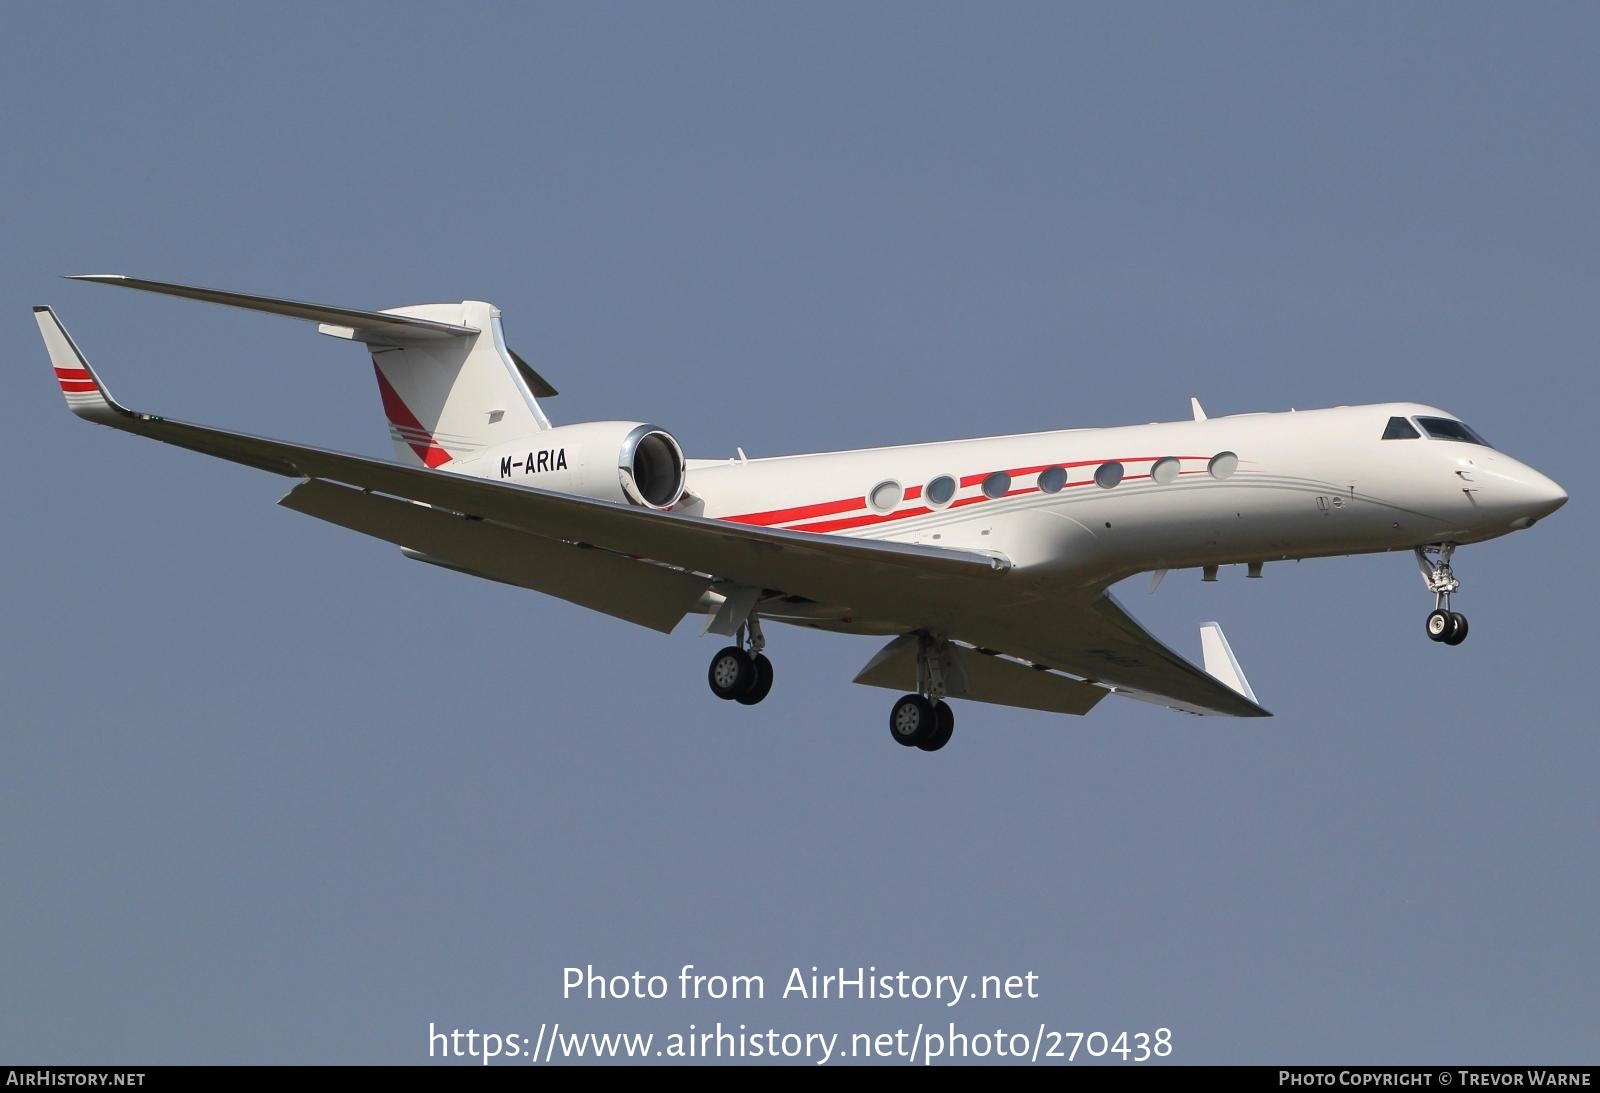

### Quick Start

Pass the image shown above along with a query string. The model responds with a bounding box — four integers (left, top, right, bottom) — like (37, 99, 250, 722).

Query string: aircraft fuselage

(682, 401, 1566, 596)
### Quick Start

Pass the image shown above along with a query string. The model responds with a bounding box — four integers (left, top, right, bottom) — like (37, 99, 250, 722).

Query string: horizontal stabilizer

(1199, 621, 1258, 704)
(69, 274, 478, 343)
(853, 635, 1108, 716)
(508, 348, 559, 399)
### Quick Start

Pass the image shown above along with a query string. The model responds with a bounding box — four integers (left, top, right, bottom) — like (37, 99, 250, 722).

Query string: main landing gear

(889, 694, 955, 752)
(707, 617, 774, 705)
(1416, 544, 1469, 646)
(888, 632, 956, 752)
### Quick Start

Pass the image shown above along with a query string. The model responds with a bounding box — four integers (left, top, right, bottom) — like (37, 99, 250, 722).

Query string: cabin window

(869, 480, 903, 513)
(1094, 462, 1124, 489)
(925, 474, 957, 507)
(1382, 416, 1421, 440)
(1151, 456, 1181, 484)
(1037, 466, 1067, 493)
(982, 471, 1012, 499)
(1417, 416, 1489, 446)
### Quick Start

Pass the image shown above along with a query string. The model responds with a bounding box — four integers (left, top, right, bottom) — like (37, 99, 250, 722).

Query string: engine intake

(618, 424, 686, 509)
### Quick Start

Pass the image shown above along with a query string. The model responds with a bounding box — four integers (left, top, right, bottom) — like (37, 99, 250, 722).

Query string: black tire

(735, 654, 774, 705)
(889, 694, 936, 748)
(1425, 609, 1452, 642)
(708, 646, 756, 700)
(1444, 611, 1469, 646)
(918, 701, 955, 752)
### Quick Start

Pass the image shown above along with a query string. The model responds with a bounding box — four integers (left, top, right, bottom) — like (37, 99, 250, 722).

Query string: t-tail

(64, 275, 559, 468)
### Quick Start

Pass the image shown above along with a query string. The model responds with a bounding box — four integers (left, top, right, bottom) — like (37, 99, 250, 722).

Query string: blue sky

(2, 3, 1594, 1064)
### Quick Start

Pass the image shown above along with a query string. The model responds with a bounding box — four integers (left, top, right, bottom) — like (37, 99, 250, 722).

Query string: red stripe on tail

(372, 362, 451, 468)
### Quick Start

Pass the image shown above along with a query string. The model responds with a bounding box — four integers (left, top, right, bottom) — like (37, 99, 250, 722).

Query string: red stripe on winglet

(54, 367, 92, 381)
(59, 380, 98, 392)
(372, 362, 451, 468)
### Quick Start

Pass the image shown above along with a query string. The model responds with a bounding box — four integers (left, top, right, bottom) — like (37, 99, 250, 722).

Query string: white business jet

(36, 277, 1567, 752)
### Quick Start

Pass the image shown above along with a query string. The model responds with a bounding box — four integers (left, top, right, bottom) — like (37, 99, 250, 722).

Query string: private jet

(36, 277, 1568, 751)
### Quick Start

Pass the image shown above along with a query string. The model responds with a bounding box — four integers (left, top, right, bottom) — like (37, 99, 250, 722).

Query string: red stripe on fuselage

(794, 506, 935, 534)
(727, 455, 1214, 530)
(372, 362, 452, 468)
(723, 495, 866, 526)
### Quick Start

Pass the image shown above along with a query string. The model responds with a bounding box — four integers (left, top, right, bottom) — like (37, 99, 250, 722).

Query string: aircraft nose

(1506, 466, 1567, 528)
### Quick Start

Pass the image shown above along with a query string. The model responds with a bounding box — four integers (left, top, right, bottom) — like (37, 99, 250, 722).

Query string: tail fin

(362, 299, 551, 467)
(68, 275, 557, 468)
(34, 306, 128, 425)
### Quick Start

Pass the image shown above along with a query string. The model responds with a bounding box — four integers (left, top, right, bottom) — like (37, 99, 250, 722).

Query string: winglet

(34, 306, 129, 424)
(1199, 621, 1257, 704)
(1190, 396, 1207, 422)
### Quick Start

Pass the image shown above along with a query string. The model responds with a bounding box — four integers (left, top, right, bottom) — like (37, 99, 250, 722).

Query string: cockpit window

(1416, 416, 1490, 446)
(1382, 416, 1420, 440)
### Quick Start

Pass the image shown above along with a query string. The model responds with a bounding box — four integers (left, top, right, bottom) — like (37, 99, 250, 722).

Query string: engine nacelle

(462, 421, 687, 509)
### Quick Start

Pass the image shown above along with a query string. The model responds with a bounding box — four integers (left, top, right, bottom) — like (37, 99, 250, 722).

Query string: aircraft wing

(1012, 595, 1269, 717)
(89, 416, 1008, 613)
(851, 594, 1269, 718)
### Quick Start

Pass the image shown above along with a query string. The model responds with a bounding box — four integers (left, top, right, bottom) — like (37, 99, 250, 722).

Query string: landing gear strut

(888, 632, 956, 752)
(1416, 544, 1469, 646)
(707, 616, 774, 704)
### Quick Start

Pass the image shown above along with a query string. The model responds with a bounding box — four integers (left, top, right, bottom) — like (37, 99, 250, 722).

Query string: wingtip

(1199, 619, 1259, 706)
(66, 273, 126, 282)
(36, 305, 129, 421)
(32, 305, 51, 314)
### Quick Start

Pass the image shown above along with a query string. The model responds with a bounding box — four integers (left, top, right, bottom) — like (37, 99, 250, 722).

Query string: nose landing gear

(1416, 544, 1469, 646)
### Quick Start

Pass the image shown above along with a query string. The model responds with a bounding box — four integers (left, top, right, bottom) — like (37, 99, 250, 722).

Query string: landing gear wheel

(1444, 611, 1469, 646)
(708, 646, 757, 700)
(889, 694, 937, 748)
(1425, 609, 1452, 643)
(917, 701, 955, 752)
(735, 654, 774, 705)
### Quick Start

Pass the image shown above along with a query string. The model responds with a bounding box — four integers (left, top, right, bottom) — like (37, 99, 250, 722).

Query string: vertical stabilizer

(357, 301, 551, 468)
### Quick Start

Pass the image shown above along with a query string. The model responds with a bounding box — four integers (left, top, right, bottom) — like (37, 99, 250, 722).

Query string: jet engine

(469, 421, 687, 510)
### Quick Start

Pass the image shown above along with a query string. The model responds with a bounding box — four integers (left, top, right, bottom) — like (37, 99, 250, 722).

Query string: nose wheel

(1416, 545, 1469, 646)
